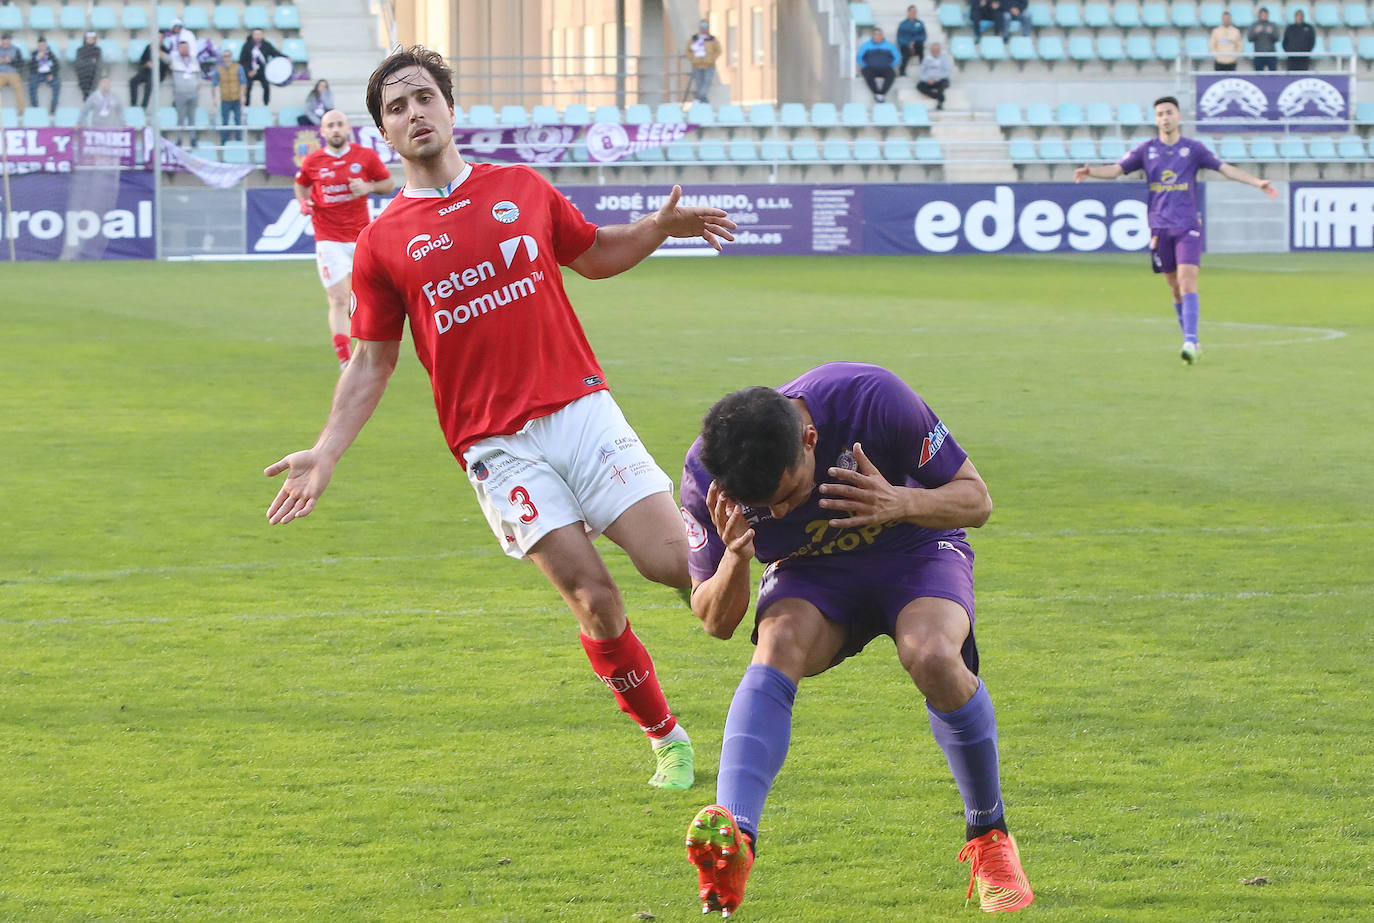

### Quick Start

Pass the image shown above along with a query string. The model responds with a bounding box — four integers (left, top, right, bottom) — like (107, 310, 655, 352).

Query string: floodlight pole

(615, 0, 627, 109)
(1, 131, 13, 261)
(148, 1, 163, 260)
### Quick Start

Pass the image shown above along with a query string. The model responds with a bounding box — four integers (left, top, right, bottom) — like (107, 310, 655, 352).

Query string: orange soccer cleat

(957, 829, 1034, 913)
(686, 805, 754, 918)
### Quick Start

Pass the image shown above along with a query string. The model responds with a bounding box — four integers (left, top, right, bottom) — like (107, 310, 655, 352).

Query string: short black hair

(1153, 95, 1181, 111)
(699, 387, 805, 504)
(366, 44, 454, 129)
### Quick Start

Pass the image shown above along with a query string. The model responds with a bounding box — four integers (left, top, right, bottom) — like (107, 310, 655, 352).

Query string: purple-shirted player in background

(678, 362, 1033, 917)
(1075, 95, 1276, 364)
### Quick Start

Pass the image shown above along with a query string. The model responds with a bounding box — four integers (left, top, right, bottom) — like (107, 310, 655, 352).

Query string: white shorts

(462, 391, 674, 559)
(315, 240, 355, 289)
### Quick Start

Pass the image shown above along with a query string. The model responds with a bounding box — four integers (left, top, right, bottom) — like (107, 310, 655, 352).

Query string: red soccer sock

(332, 334, 352, 363)
(580, 621, 678, 739)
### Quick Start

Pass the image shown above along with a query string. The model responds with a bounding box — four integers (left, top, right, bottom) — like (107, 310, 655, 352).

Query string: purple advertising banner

(2, 127, 77, 174)
(77, 127, 140, 168)
(1289, 182, 1374, 250)
(0, 170, 156, 260)
(263, 123, 696, 176)
(1195, 73, 1350, 132)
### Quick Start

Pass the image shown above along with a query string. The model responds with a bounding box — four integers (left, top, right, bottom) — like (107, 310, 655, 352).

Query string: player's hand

(348, 178, 370, 198)
(297, 199, 313, 216)
(1073, 164, 1091, 183)
(818, 442, 907, 529)
(706, 481, 755, 559)
(264, 449, 335, 524)
(1258, 179, 1278, 200)
(653, 184, 738, 251)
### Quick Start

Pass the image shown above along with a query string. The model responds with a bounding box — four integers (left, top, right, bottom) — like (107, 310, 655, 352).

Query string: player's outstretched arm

(1074, 163, 1125, 182)
(1218, 162, 1278, 199)
(819, 446, 993, 530)
(689, 481, 756, 639)
(568, 184, 737, 279)
(264, 338, 400, 524)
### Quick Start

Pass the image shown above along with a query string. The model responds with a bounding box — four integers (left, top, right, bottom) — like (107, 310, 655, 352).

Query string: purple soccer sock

(1181, 292, 1200, 344)
(1173, 301, 1184, 331)
(928, 679, 1004, 829)
(718, 663, 797, 841)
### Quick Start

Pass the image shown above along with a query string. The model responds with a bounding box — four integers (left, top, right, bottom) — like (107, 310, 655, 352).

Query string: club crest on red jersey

(919, 421, 949, 467)
(492, 200, 520, 223)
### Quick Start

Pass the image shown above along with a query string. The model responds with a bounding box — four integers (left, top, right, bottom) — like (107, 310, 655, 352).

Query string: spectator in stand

(240, 28, 281, 105)
(896, 5, 927, 76)
(211, 47, 245, 143)
(0, 33, 24, 109)
(1001, 0, 1032, 39)
(916, 40, 952, 111)
(166, 39, 202, 145)
(1249, 7, 1280, 71)
(75, 32, 103, 100)
(163, 20, 196, 58)
(857, 27, 900, 103)
(80, 75, 123, 127)
(972, 0, 1001, 38)
(1210, 11, 1243, 71)
(684, 19, 721, 104)
(300, 79, 333, 125)
(28, 37, 61, 115)
(1282, 10, 1315, 70)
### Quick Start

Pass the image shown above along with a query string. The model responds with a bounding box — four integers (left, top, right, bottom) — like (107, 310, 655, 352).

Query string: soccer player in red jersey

(294, 109, 395, 367)
(264, 46, 736, 791)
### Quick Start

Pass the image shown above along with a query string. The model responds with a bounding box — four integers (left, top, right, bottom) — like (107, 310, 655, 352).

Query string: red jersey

(294, 143, 392, 242)
(350, 162, 604, 464)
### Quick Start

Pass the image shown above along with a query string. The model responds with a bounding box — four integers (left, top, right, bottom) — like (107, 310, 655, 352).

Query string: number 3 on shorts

(509, 485, 539, 524)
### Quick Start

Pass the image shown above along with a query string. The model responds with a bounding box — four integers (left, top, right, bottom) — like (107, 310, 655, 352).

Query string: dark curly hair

(699, 387, 805, 504)
(366, 45, 454, 129)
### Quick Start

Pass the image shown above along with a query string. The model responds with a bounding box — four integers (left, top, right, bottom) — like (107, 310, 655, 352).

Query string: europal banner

(1290, 182, 1374, 250)
(1194, 73, 1350, 132)
(0, 171, 156, 260)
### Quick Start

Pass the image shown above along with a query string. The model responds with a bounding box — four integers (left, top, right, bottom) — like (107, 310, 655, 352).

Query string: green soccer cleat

(1181, 341, 1200, 364)
(649, 739, 695, 790)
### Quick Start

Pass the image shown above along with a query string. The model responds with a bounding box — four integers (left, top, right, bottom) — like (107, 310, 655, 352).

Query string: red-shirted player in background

(265, 47, 736, 792)
(294, 109, 395, 367)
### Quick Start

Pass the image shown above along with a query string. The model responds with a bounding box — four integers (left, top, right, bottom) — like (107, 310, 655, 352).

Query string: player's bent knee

(899, 641, 965, 690)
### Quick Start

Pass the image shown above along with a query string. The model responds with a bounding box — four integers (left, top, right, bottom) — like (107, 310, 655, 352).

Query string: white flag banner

(158, 137, 257, 189)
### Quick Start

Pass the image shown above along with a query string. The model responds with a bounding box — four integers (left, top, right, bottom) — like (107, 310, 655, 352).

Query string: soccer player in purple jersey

(677, 362, 1033, 917)
(1075, 95, 1276, 364)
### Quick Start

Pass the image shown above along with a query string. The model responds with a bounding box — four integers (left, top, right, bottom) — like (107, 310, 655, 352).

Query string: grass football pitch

(2, 253, 1371, 921)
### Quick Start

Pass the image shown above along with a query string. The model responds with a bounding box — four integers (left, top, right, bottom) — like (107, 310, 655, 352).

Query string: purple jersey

(1118, 135, 1223, 231)
(680, 362, 970, 582)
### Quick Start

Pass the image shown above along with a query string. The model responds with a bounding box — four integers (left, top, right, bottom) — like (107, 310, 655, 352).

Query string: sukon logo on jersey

(919, 421, 949, 467)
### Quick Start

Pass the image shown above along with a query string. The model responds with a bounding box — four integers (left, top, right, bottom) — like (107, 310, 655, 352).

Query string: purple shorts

(753, 541, 980, 674)
(1150, 227, 1204, 274)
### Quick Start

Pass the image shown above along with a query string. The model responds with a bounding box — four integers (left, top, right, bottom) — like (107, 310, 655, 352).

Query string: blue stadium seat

(278, 38, 306, 63)
(1336, 135, 1369, 159)
(1141, 2, 1170, 28)
(1231, 2, 1256, 27)
(466, 104, 497, 126)
(526, 104, 557, 124)
(222, 38, 243, 60)
(53, 106, 80, 128)
(938, 3, 967, 29)
(810, 102, 839, 125)
(1360, 37, 1374, 62)
(244, 105, 273, 128)
(276, 106, 303, 126)
(1098, 35, 1125, 62)
(822, 138, 852, 161)
(99, 39, 121, 62)
(870, 102, 900, 125)
(654, 103, 685, 124)
(950, 35, 978, 61)
(1345, 3, 1371, 27)
(1248, 136, 1279, 159)
(123, 106, 146, 128)
(1171, 3, 1200, 28)
(1025, 102, 1054, 126)
(760, 139, 790, 160)
(624, 103, 653, 124)
(779, 102, 809, 125)
(182, 6, 210, 31)
(914, 138, 943, 161)
(28, 7, 56, 31)
(1009, 36, 1037, 62)
(1068, 35, 1096, 63)
(0, 107, 16, 128)
(1068, 136, 1097, 160)
(697, 139, 728, 161)
(1086, 102, 1114, 125)
(1307, 136, 1337, 159)
(716, 104, 747, 125)
(882, 137, 914, 160)
(1117, 101, 1147, 125)
(62, 40, 81, 64)
(853, 136, 882, 160)
(1027, 3, 1054, 28)
(222, 141, 252, 164)
(1200, 3, 1226, 27)
(996, 103, 1023, 126)
(1038, 136, 1069, 160)
(728, 139, 760, 161)
(1038, 35, 1066, 61)
(191, 142, 219, 162)
(500, 105, 529, 126)
(841, 102, 869, 126)
(1328, 35, 1355, 57)
(633, 145, 667, 163)
(1185, 35, 1211, 59)
(155, 5, 177, 30)
(275, 4, 302, 31)
(1114, 3, 1143, 27)
(979, 35, 1008, 62)
(1279, 136, 1309, 159)
(748, 103, 778, 126)
(243, 5, 272, 31)
(21, 107, 50, 128)
(1155, 34, 1182, 60)
(214, 6, 242, 31)
(902, 102, 931, 126)
(1126, 35, 1155, 62)
(684, 102, 714, 125)
(0, 7, 21, 32)
(1099, 136, 1127, 160)
(59, 5, 87, 31)
(850, 2, 877, 28)
(1083, 3, 1112, 28)
(1219, 136, 1248, 160)
(592, 105, 621, 123)
(1008, 136, 1038, 161)
(665, 140, 695, 162)
(791, 136, 822, 161)
(1055, 4, 1084, 29)
(1057, 102, 1085, 126)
